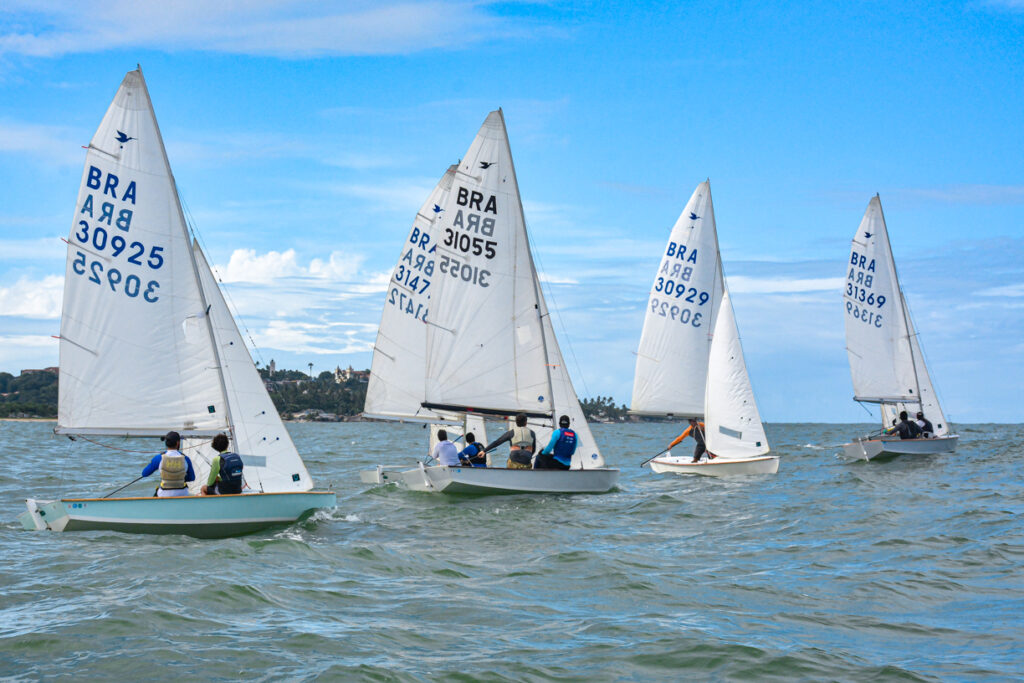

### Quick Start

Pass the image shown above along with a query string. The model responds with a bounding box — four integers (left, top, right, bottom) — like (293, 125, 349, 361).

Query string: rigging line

(72, 433, 213, 454)
(522, 217, 593, 399)
(177, 191, 268, 368)
(899, 291, 952, 425)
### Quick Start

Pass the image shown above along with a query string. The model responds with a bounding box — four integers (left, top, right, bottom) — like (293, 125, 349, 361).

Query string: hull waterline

(649, 455, 780, 476)
(361, 463, 619, 494)
(20, 491, 336, 538)
(842, 434, 959, 461)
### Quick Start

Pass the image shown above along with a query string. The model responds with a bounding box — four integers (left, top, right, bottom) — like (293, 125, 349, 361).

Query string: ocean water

(1, 420, 1021, 681)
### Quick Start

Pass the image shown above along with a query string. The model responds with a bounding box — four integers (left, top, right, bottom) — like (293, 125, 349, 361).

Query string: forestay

(535, 275, 605, 468)
(704, 290, 769, 459)
(424, 110, 551, 417)
(193, 244, 313, 492)
(844, 196, 918, 403)
(365, 164, 459, 423)
(632, 181, 724, 417)
(58, 68, 228, 437)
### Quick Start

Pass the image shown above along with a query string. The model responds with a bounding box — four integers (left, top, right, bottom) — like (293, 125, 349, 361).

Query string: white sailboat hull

(649, 454, 780, 476)
(841, 435, 959, 461)
(19, 491, 336, 538)
(361, 463, 619, 494)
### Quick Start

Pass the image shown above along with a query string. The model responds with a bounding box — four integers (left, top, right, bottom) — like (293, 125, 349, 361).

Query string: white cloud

(0, 2, 524, 58)
(0, 275, 63, 319)
(0, 237, 65, 260)
(726, 276, 844, 294)
(219, 248, 302, 284)
(0, 120, 83, 166)
(255, 319, 376, 355)
(977, 282, 1024, 297)
(0, 334, 59, 372)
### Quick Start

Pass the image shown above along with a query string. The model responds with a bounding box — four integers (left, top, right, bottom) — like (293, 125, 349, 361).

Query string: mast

(137, 67, 236, 441)
(499, 108, 557, 427)
(875, 196, 922, 424)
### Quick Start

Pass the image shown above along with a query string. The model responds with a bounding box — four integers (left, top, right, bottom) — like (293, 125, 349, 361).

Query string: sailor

(916, 411, 935, 437)
(142, 431, 196, 497)
(481, 413, 536, 469)
(432, 429, 461, 466)
(201, 433, 244, 495)
(667, 418, 711, 463)
(457, 432, 487, 467)
(534, 415, 576, 470)
(885, 411, 923, 439)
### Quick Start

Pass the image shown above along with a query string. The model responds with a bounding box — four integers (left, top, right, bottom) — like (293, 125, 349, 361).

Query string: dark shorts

(534, 453, 570, 470)
(509, 449, 533, 467)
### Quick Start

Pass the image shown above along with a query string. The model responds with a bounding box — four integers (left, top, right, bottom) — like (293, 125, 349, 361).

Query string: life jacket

(511, 426, 534, 450)
(552, 429, 577, 463)
(160, 451, 187, 490)
(217, 452, 244, 494)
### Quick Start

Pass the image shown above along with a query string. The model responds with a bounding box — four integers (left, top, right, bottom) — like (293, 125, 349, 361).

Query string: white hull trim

(841, 434, 959, 461)
(19, 491, 336, 538)
(649, 454, 779, 476)
(361, 463, 619, 494)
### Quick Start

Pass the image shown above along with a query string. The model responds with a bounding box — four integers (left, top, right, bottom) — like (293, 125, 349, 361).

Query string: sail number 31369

(845, 300, 882, 328)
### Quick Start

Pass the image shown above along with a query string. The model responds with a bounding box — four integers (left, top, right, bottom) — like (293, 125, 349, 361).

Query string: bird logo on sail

(433, 204, 444, 214)
(115, 130, 135, 147)
(480, 161, 494, 169)
(689, 212, 700, 221)
(864, 232, 873, 239)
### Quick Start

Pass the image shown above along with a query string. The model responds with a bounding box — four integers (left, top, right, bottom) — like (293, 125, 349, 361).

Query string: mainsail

(843, 196, 918, 403)
(631, 181, 725, 417)
(424, 110, 551, 417)
(703, 290, 769, 459)
(58, 68, 227, 436)
(422, 109, 604, 468)
(365, 164, 460, 424)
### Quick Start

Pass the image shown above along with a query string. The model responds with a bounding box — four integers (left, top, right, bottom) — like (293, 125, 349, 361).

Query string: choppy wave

(1, 421, 1022, 680)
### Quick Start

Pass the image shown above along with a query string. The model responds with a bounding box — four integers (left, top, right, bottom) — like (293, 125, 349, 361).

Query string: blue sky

(0, 1, 1021, 422)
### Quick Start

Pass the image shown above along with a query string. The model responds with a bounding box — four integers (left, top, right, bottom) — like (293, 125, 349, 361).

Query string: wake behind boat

(361, 110, 618, 494)
(19, 68, 334, 535)
(840, 196, 959, 461)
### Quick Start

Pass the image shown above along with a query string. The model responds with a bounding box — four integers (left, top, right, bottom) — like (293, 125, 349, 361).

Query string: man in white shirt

(432, 429, 461, 466)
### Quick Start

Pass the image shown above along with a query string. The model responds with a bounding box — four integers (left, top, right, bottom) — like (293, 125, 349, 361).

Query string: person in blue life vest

(201, 433, 244, 495)
(481, 413, 536, 469)
(457, 432, 487, 467)
(142, 431, 196, 497)
(432, 429, 461, 466)
(534, 415, 577, 470)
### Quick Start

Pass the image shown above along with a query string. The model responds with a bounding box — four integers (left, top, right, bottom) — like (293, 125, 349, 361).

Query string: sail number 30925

(72, 251, 160, 303)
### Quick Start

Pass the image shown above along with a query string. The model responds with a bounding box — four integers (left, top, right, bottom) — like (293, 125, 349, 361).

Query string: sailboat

(361, 110, 619, 494)
(633, 181, 779, 476)
(19, 68, 335, 536)
(841, 196, 958, 460)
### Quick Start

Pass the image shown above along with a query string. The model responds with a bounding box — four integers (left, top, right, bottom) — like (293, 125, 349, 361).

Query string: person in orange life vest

(534, 415, 577, 470)
(667, 418, 712, 463)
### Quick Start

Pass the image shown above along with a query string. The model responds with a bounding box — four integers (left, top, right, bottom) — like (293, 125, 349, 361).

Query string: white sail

(704, 290, 769, 459)
(844, 197, 918, 403)
(880, 295, 950, 437)
(424, 110, 551, 417)
(536, 280, 605, 468)
(57, 68, 227, 436)
(631, 181, 725, 417)
(365, 164, 459, 423)
(192, 243, 313, 492)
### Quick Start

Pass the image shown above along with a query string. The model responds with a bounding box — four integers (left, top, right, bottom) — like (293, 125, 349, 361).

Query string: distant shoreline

(0, 418, 56, 422)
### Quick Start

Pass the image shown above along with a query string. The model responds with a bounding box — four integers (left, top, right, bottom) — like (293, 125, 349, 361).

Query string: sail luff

(135, 67, 236, 440)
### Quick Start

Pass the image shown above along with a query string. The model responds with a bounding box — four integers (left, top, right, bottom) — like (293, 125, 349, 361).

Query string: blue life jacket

(218, 452, 244, 494)
(553, 429, 577, 464)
